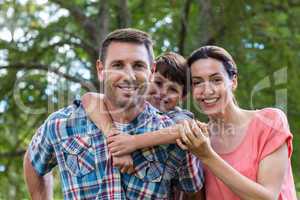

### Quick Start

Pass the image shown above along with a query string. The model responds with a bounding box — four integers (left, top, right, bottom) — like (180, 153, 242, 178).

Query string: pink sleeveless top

(204, 108, 297, 200)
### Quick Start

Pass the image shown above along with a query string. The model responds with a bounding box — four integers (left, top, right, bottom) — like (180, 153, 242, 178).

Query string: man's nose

(124, 66, 137, 81)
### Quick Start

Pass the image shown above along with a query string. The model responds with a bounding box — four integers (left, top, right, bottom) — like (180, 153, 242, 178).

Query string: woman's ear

(96, 59, 105, 81)
(231, 74, 238, 91)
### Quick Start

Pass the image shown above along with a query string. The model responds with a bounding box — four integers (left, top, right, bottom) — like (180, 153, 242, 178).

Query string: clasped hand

(106, 128, 137, 174)
(177, 120, 213, 160)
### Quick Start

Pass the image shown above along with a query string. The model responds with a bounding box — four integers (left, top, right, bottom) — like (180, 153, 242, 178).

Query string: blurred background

(0, 0, 299, 199)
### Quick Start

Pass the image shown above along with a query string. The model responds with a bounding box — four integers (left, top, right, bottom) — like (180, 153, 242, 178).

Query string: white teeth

(118, 85, 137, 91)
(203, 98, 218, 104)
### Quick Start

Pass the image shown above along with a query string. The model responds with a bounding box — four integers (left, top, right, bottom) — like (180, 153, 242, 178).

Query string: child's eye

(169, 87, 179, 93)
(154, 80, 162, 87)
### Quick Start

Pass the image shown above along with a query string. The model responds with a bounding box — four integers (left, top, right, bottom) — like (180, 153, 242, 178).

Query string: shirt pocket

(61, 135, 95, 177)
(134, 147, 168, 183)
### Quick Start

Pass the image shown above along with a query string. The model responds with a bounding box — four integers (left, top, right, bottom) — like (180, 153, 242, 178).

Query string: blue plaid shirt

(28, 100, 203, 199)
(165, 106, 194, 122)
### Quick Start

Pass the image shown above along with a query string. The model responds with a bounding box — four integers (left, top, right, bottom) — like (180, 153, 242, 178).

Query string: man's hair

(155, 52, 190, 97)
(100, 28, 154, 64)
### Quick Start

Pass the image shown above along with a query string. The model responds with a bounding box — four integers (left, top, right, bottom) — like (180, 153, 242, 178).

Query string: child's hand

(107, 134, 137, 156)
(112, 154, 135, 174)
(106, 127, 121, 137)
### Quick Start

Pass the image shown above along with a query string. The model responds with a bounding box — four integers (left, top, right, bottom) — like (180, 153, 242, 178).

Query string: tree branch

(50, 0, 99, 46)
(0, 63, 95, 91)
(0, 149, 26, 158)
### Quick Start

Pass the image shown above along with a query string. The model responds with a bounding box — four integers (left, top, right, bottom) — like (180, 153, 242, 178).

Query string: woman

(180, 45, 297, 199)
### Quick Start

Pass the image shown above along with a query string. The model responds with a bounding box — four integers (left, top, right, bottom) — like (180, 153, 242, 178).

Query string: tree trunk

(178, 0, 192, 56)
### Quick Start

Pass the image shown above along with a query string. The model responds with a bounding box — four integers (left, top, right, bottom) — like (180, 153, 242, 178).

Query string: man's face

(97, 42, 152, 109)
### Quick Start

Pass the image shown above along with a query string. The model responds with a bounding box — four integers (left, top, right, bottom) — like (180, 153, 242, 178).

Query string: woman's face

(191, 57, 237, 116)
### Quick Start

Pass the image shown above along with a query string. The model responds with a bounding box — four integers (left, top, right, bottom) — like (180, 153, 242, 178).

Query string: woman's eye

(192, 81, 203, 86)
(212, 78, 222, 84)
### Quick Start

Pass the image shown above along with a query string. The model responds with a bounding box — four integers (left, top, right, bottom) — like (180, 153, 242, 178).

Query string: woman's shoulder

(253, 107, 288, 129)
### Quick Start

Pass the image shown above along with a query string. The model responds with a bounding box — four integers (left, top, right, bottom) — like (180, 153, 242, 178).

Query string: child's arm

(107, 123, 185, 156)
(81, 92, 115, 135)
(82, 92, 134, 174)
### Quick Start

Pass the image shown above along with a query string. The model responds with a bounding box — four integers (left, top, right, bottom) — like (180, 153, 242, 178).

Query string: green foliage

(0, 0, 299, 199)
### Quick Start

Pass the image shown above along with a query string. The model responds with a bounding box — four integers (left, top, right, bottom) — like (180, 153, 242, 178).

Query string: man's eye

(134, 63, 146, 69)
(112, 63, 122, 68)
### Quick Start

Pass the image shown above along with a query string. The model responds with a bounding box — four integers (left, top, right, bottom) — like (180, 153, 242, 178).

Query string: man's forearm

(23, 151, 53, 200)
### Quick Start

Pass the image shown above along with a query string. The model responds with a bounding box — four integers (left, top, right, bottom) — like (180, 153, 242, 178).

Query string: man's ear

(149, 62, 156, 81)
(151, 62, 156, 74)
(96, 59, 105, 81)
(232, 74, 238, 91)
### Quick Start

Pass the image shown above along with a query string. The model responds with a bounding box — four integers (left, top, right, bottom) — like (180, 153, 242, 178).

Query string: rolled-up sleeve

(28, 120, 57, 176)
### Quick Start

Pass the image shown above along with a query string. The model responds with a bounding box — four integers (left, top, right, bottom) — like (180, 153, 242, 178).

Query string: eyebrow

(133, 60, 147, 64)
(109, 60, 123, 65)
(192, 73, 221, 79)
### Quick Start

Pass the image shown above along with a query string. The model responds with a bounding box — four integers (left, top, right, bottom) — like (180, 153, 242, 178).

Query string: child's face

(147, 72, 184, 112)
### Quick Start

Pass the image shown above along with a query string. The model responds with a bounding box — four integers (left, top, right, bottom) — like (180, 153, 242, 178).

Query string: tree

(0, 0, 299, 198)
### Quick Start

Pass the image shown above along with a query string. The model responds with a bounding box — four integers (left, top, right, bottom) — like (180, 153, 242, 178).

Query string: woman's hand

(107, 133, 138, 156)
(179, 120, 214, 161)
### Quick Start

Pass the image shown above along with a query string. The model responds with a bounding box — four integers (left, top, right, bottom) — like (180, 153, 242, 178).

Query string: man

(23, 28, 203, 199)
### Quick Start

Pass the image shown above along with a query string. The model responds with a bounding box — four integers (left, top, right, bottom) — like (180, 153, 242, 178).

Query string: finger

(195, 121, 208, 139)
(112, 150, 125, 156)
(110, 146, 123, 154)
(196, 121, 209, 137)
(113, 149, 128, 156)
(181, 121, 194, 147)
(107, 140, 120, 148)
(189, 120, 205, 141)
(107, 136, 117, 144)
(127, 166, 135, 174)
(190, 120, 200, 138)
(179, 122, 189, 143)
(107, 130, 120, 138)
(176, 139, 188, 150)
(121, 165, 130, 173)
(185, 121, 199, 146)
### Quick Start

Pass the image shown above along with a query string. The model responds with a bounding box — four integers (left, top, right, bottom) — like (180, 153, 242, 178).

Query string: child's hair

(155, 52, 190, 97)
